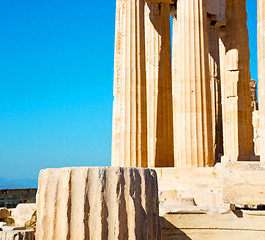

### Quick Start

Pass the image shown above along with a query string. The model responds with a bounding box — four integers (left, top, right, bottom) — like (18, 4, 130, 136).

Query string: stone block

(36, 167, 161, 240)
(157, 167, 221, 179)
(156, 163, 265, 208)
(0, 208, 10, 221)
(155, 168, 224, 208)
(11, 204, 36, 227)
(222, 162, 265, 205)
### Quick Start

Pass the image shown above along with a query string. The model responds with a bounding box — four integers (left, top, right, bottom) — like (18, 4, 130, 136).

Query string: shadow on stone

(160, 216, 191, 240)
(232, 210, 243, 218)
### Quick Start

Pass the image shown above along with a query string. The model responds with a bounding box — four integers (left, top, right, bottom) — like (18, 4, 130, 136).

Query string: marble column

(112, 0, 147, 167)
(145, 1, 174, 167)
(258, 0, 265, 162)
(222, 0, 254, 162)
(208, 19, 224, 162)
(172, 0, 214, 167)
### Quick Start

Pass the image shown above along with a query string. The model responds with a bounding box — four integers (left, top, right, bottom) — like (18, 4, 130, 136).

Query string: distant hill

(0, 177, 38, 189)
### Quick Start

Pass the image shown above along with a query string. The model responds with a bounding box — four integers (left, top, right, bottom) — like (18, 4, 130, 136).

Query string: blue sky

(0, 0, 258, 180)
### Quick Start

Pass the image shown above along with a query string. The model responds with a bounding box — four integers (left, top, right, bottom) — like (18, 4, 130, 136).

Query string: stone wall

(156, 162, 265, 210)
(157, 163, 265, 239)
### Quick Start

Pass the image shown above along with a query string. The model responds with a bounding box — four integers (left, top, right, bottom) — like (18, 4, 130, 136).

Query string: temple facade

(111, 0, 260, 167)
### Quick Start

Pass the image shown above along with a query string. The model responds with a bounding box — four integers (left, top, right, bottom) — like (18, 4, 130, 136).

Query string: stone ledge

(155, 162, 265, 208)
(161, 210, 265, 240)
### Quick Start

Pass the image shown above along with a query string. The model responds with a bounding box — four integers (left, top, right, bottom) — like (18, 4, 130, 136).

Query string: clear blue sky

(0, 0, 258, 180)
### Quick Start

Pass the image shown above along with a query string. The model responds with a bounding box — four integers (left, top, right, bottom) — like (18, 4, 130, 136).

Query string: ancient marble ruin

(0, 204, 36, 240)
(34, 0, 265, 239)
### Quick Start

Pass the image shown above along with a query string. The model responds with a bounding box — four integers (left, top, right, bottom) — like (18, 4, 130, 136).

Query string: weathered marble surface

(11, 204, 36, 227)
(36, 167, 161, 240)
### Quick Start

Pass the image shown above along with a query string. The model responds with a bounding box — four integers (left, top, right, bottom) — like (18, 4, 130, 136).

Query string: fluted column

(222, 0, 254, 161)
(145, 1, 174, 167)
(208, 20, 224, 162)
(258, 0, 265, 162)
(172, 0, 214, 167)
(112, 0, 147, 167)
(36, 167, 161, 240)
